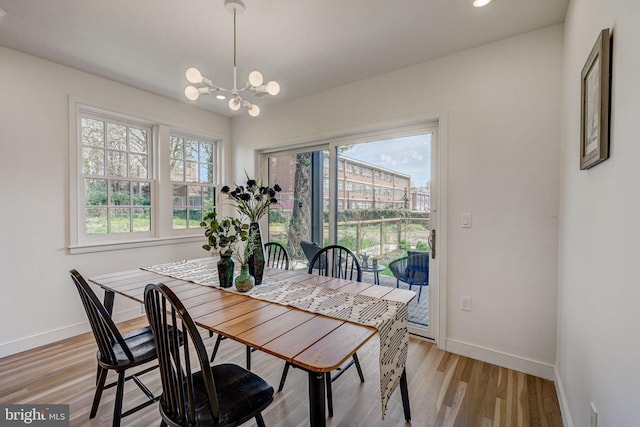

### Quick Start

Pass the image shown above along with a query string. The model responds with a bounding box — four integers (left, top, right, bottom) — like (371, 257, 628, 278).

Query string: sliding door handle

(429, 229, 436, 259)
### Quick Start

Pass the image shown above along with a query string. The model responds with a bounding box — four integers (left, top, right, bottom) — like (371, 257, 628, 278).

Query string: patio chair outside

(388, 251, 430, 301)
(300, 240, 322, 267)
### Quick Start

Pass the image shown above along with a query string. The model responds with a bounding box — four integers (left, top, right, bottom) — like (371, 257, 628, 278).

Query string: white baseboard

(0, 307, 141, 358)
(554, 366, 574, 427)
(445, 338, 555, 380)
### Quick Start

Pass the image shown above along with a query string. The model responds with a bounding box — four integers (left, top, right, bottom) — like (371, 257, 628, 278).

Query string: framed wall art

(580, 28, 611, 170)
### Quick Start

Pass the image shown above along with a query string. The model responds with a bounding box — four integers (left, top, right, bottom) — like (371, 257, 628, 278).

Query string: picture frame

(580, 28, 611, 170)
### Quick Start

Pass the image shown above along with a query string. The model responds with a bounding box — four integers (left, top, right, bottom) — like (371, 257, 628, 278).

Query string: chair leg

(112, 371, 125, 427)
(255, 413, 266, 427)
(325, 372, 333, 417)
(96, 365, 104, 385)
(352, 353, 365, 383)
(278, 362, 291, 392)
(210, 334, 224, 362)
(90, 366, 108, 418)
(246, 345, 252, 371)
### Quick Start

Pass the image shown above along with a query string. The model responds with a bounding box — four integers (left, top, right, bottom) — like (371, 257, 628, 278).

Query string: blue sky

(340, 134, 432, 187)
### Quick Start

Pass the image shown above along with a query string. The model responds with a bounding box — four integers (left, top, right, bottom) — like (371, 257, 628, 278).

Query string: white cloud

(380, 153, 399, 166)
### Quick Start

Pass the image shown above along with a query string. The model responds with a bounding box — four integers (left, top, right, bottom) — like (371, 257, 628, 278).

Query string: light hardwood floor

(0, 317, 563, 426)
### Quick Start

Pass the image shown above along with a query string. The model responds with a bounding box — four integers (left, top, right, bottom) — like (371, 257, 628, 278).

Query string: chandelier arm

(196, 79, 232, 94)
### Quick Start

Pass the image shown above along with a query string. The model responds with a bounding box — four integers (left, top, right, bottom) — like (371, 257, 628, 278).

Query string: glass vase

(217, 254, 235, 288)
(235, 263, 255, 292)
(248, 222, 265, 285)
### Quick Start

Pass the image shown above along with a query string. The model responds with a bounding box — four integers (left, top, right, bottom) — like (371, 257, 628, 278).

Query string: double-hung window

(79, 112, 153, 239)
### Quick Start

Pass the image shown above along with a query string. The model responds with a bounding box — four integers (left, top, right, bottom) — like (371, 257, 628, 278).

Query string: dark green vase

(248, 222, 265, 285)
(217, 254, 235, 288)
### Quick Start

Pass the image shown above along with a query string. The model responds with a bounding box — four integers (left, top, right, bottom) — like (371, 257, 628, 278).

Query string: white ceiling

(0, 0, 568, 117)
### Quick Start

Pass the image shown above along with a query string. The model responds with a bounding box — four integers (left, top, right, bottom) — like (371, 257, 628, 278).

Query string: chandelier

(184, 0, 280, 117)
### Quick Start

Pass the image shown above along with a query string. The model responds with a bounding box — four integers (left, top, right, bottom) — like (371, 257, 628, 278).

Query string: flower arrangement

(231, 229, 256, 266)
(220, 174, 282, 222)
(201, 212, 250, 257)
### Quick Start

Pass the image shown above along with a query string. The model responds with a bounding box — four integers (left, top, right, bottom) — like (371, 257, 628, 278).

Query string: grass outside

(86, 215, 200, 234)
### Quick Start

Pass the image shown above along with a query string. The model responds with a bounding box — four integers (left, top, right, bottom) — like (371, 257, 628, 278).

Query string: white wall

(0, 47, 230, 357)
(231, 26, 563, 378)
(557, 1, 640, 426)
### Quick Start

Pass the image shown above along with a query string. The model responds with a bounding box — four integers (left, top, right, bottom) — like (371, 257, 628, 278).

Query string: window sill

(69, 235, 203, 254)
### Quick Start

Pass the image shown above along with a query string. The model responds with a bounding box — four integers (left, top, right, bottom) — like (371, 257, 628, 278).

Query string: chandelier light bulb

(184, 86, 201, 101)
(266, 81, 280, 96)
(248, 104, 260, 117)
(185, 67, 203, 84)
(228, 97, 242, 111)
(248, 71, 264, 87)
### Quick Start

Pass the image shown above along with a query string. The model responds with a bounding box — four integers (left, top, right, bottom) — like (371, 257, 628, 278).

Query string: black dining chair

(307, 244, 362, 282)
(277, 244, 365, 417)
(69, 269, 161, 427)
(389, 251, 429, 301)
(210, 242, 290, 369)
(144, 282, 274, 427)
(264, 241, 290, 270)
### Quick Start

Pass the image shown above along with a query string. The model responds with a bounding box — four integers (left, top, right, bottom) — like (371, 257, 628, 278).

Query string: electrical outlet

(590, 402, 598, 427)
(460, 296, 471, 311)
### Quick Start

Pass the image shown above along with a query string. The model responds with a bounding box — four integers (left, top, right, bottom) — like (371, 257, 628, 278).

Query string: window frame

(78, 110, 155, 241)
(69, 99, 223, 254)
(168, 132, 219, 231)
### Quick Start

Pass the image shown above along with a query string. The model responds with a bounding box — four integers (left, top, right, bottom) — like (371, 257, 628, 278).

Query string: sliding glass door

(333, 135, 432, 335)
(264, 125, 437, 339)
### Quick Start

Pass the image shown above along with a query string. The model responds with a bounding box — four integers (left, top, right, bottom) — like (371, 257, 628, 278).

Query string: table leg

(308, 371, 326, 427)
(400, 368, 411, 421)
(103, 290, 115, 316)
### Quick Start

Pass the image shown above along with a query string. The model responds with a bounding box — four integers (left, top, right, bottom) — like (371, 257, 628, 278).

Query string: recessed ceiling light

(473, 0, 492, 7)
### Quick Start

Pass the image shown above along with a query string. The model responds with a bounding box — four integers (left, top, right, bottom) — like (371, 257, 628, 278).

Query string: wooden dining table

(88, 258, 415, 427)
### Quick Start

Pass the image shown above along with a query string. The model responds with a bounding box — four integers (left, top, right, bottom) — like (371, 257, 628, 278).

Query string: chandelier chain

(233, 8, 237, 69)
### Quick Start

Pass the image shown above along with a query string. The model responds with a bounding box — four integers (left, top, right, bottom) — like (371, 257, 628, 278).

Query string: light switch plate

(461, 213, 471, 228)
